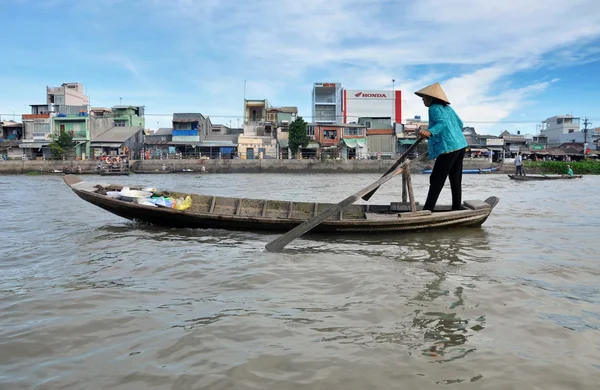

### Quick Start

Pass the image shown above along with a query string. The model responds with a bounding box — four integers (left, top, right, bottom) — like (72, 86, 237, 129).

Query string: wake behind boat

(63, 175, 499, 234)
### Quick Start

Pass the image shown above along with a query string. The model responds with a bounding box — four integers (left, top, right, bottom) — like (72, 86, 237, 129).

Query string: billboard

(344, 90, 402, 124)
(486, 138, 505, 146)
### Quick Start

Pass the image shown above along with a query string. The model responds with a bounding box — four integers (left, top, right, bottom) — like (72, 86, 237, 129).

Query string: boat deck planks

(62, 175, 500, 234)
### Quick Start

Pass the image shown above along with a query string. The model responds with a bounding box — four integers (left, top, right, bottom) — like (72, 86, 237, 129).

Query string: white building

(540, 114, 600, 149)
(343, 89, 402, 124)
(312, 82, 343, 123)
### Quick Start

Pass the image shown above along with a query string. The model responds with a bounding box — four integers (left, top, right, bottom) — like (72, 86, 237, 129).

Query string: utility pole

(392, 79, 395, 127)
(583, 117, 592, 156)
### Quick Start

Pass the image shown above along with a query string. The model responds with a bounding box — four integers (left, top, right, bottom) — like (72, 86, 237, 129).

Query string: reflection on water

(1, 173, 600, 389)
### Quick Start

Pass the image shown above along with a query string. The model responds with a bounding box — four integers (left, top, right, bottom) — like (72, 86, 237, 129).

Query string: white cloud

(143, 0, 600, 133)
(4, 0, 600, 133)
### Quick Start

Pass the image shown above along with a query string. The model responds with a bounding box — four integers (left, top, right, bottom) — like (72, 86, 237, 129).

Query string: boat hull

(64, 175, 499, 234)
(422, 167, 498, 174)
(508, 174, 583, 181)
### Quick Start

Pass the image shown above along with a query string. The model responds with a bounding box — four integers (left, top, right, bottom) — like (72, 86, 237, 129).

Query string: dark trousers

(516, 165, 523, 175)
(423, 147, 466, 211)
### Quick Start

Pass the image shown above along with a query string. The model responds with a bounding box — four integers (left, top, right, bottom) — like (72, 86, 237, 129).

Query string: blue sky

(2, 0, 600, 135)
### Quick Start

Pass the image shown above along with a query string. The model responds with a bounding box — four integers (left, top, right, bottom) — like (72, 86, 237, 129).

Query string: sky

(2, 0, 600, 135)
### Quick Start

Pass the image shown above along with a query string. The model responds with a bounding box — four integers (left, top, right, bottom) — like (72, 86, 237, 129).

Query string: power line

(3, 112, 600, 124)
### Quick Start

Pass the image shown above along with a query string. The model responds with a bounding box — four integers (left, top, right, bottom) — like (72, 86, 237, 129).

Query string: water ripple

(1, 173, 599, 389)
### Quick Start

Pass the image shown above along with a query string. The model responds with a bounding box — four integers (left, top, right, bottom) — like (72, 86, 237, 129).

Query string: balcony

(33, 132, 52, 141)
(314, 98, 336, 104)
(72, 131, 88, 139)
(172, 130, 198, 137)
(22, 113, 50, 120)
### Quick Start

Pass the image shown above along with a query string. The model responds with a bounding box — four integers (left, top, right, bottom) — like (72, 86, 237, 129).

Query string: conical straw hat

(414, 83, 450, 104)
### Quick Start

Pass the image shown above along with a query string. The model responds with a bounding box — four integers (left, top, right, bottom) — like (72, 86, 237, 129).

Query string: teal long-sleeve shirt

(426, 104, 468, 160)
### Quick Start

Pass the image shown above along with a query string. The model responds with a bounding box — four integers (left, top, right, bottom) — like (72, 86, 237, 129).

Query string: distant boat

(421, 167, 498, 174)
(508, 174, 583, 181)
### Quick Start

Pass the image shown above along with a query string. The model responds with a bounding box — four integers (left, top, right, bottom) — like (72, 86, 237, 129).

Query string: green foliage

(524, 160, 600, 174)
(288, 116, 309, 158)
(49, 129, 75, 160)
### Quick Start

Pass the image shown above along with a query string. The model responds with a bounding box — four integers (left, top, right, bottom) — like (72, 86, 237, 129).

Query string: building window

(114, 120, 126, 127)
(307, 125, 315, 137)
(568, 129, 574, 133)
(323, 130, 337, 140)
(344, 127, 363, 136)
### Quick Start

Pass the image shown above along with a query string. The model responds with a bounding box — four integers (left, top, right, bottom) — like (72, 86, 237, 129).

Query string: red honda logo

(355, 92, 363, 97)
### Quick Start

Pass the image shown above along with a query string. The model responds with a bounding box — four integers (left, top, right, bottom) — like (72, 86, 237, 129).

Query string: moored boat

(508, 174, 583, 181)
(422, 167, 498, 174)
(63, 175, 500, 234)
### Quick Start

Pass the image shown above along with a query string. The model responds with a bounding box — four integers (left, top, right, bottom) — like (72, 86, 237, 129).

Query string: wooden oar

(264, 151, 429, 252)
(361, 137, 424, 201)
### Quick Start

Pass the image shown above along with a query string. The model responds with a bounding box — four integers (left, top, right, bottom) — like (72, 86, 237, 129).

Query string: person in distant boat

(566, 164, 573, 177)
(515, 152, 523, 176)
(415, 83, 468, 211)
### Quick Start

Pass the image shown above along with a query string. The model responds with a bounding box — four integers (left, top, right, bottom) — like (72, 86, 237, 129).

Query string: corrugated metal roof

(19, 142, 49, 148)
(153, 128, 173, 136)
(92, 126, 143, 143)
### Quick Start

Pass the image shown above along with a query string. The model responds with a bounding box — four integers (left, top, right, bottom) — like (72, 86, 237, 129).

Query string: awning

(200, 141, 237, 147)
(398, 139, 417, 145)
(278, 139, 289, 148)
(91, 143, 122, 148)
(19, 143, 49, 148)
(302, 141, 320, 150)
(342, 138, 367, 148)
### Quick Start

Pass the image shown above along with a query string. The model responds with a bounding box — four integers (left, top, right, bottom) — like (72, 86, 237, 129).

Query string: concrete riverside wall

(0, 158, 500, 175)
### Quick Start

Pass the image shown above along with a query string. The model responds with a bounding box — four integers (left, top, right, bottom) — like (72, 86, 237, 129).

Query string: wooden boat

(508, 174, 583, 181)
(63, 175, 500, 233)
(422, 167, 498, 174)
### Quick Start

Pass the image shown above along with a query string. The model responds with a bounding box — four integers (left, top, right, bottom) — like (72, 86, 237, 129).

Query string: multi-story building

(540, 115, 581, 146)
(312, 82, 343, 124)
(46, 82, 89, 115)
(343, 89, 402, 125)
(19, 83, 90, 159)
(244, 99, 270, 123)
(267, 106, 298, 127)
(359, 117, 396, 159)
(111, 106, 145, 128)
(53, 111, 90, 159)
(170, 113, 212, 156)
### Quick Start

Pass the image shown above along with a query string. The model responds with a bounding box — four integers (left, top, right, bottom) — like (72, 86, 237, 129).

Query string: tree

(288, 116, 309, 158)
(49, 129, 76, 160)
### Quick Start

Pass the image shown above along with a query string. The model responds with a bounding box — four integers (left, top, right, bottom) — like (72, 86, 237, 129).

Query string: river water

(1, 172, 599, 389)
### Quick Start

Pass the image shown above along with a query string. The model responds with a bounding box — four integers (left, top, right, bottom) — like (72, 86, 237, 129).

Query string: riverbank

(0, 158, 503, 175)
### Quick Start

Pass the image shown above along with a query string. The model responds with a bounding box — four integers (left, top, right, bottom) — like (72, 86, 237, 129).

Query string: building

(20, 82, 90, 159)
(143, 128, 173, 159)
(172, 113, 211, 142)
(1, 120, 22, 141)
(267, 106, 298, 126)
(337, 124, 369, 159)
(359, 117, 396, 159)
(111, 106, 145, 128)
(238, 121, 277, 159)
(53, 111, 90, 159)
(46, 82, 89, 114)
(499, 130, 528, 158)
(200, 124, 239, 158)
(90, 126, 145, 159)
(1, 121, 23, 160)
(540, 115, 581, 146)
(343, 89, 402, 125)
(244, 99, 270, 123)
(312, 82, 343, 123)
